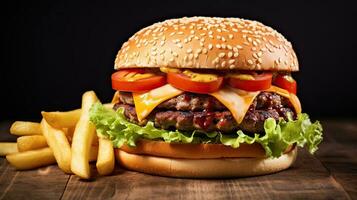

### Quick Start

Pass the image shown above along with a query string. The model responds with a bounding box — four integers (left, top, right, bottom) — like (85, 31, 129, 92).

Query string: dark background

(1, 0, 356, 121)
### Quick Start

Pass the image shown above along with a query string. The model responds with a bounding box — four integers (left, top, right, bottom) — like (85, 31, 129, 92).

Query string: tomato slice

(273, 74, 297, 94)
(228, 72, 272, 91)
(167, 72, 223, 94)
(111, 69, 166, 92)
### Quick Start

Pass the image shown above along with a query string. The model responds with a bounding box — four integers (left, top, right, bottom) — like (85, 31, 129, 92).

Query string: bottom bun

(115, 147, 297, 178)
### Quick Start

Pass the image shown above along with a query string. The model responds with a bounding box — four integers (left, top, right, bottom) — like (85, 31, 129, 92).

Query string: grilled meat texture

(114, 92, 295, 133)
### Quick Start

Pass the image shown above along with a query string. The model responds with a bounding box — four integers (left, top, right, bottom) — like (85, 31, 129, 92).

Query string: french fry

(89, 146, 98, 162)
(17, 135, 48, 152)
(41, 119, 72, 173)
(111, 91, 119, 103)
(71, 91, 99, 179)
(10, 121, 42, 136)
(41, 109, 81, 129)
(96, 138, 115, 175)
(6, 148, 56, 170)
(0, 143, 18, 156)
(41, 103, 113, 129)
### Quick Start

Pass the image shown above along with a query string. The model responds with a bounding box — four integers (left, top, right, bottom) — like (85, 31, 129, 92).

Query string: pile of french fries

(0, 91, 115, 179)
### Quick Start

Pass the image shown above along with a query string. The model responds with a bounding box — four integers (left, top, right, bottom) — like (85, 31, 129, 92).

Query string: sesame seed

(234, 52, 239, 57)
(228, 52, 233, 58)
(253, 41, 258, 46)
(229, 64, 235, 69)
(173, 52, 178, 57)
(228, 34, 234, 39)
(236, 45, 243, 49)
(212, 57, 219, 64)
(247, 59, 254, 65)
(177, 43, 183, 48)
(216, 44, 221, 49)
(219, 52, 225, 58)
(208, 44, 213, 50)
(196, 48, 202, 54)
(229, 59, 235, 64)
(188, 53, 194, 60)
(252, 47, 257, 51)
(202, 48, 208, 54)
(221, 61, 226, 67)
(187, 48, 193, 53)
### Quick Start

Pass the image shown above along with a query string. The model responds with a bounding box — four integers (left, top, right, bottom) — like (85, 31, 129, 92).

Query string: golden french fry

(41, 109, 81, 129)
(41, 119, 72, 173)
(6, 148, 56, 170)
(41, 103, 113, 129)
(111, 91, 119, 103)
(89, 146, 98, 162)
(10, 121, 42, 136)
(96, 138, 115, 175)
(71, 91, 99, 179)
(0, 143, 18, 156)
(17, 135, 48, 152)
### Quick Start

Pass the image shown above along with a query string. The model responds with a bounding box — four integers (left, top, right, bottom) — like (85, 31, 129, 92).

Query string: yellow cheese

(210, 86, 301, 124)
(131, 84, 301, 124)
(210, 88, 260, 123)
(132, 84, 184, 122)
(264, 86, 302, 114)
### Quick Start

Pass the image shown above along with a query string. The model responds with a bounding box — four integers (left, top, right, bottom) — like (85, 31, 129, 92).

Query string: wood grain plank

(61, 149, 349, 200)
(0, 121, 70, 200)
(0, 157, 70, 200)
(316, 120, 357, 199)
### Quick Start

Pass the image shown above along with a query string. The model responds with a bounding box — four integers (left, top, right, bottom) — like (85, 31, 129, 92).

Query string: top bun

(115, 17, 298, 71)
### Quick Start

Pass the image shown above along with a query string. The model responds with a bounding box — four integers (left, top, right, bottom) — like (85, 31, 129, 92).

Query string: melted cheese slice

(210, 86, 301, 124)
(132, 84, 184, 122)
(265, 86, 302, 114)
(129, 84, 301, 124)
(210, 88, 260, 124)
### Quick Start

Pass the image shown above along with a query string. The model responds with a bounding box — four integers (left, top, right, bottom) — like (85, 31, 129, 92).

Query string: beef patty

(114, 92, 295, 133)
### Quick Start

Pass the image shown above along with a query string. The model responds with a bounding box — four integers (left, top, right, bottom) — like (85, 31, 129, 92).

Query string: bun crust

(115, 147, 297, 178)
(115, 17, 298, 71)
(119, 139, 294, 159)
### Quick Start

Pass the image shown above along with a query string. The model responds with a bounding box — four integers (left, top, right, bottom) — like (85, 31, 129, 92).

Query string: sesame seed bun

(115, 17, 298, 71)
(115, 147, 297, 178)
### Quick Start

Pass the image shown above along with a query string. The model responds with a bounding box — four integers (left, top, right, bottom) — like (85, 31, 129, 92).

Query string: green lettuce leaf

(89, 103, 323, 158)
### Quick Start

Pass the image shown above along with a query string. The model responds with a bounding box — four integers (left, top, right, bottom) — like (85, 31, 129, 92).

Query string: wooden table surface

(0, 119, 356, 200)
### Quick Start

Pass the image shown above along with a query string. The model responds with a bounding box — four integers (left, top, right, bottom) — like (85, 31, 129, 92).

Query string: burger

(89, 17, 323, 178)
